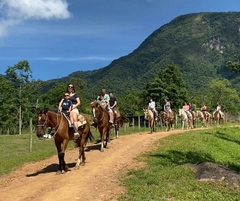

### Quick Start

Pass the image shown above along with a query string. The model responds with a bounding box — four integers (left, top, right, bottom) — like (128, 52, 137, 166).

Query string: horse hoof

(80, 162, 85, 166)
(74, 166, 80, 170)
(100, 149, 104, 152)
(56, 170, 62, 175)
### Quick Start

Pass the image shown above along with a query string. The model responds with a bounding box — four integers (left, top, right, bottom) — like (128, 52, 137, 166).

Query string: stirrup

(73, 132, 80, 140)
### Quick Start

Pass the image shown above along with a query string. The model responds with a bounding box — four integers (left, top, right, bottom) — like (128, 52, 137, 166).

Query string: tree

(5, 61, 33, 135)
(0, 76, 16, 134)
(142, 65, 189, 112)
(118, 90, 141, 116)
(206, 79, 240, 114)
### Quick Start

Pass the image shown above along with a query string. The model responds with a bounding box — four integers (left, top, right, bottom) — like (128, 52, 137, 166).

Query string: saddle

(62, 113, 87, 128)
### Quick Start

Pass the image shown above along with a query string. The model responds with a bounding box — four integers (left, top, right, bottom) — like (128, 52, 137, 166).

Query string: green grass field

(0, 124, 154, 177)
(119, 126, 240, 201)
(2, 123, 240, 200)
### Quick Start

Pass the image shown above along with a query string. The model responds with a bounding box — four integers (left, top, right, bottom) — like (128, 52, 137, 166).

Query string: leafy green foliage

(142, 65, 189, 111)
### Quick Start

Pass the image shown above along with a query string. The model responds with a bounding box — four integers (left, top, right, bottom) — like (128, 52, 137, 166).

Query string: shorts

(71, 107, 79, 115)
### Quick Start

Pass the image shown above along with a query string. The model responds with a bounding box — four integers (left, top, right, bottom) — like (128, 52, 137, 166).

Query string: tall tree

(5, 60, 33, 134)
(143, 65, 189, 112)
(206, 79, 240, 114)
(0, 76, 16, 134)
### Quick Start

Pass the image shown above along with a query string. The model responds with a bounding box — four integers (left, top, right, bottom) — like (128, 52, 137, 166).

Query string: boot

(72, 124, 80, 140)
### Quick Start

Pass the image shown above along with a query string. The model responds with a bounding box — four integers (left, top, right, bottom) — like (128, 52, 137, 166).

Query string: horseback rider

(201, 103, 207, 120)
(213, 102, 224, 118)
(164, 99, 172, 115)
(148, 98, 158, 120)
(182, 102, 191, 118)
(58, 84, 81, 140)
(109, 92, 118, 123)
(96, 88, 114, 125)
(58, 93, 72, 116)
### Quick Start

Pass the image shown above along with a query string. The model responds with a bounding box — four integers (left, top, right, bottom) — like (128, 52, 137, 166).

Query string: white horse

(179, 109, 193, 129)
(143, 109, 157, 133)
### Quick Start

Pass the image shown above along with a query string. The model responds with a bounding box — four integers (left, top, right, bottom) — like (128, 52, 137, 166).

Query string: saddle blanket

(62, 113, 87, 127)
(77, 114, 87, 127)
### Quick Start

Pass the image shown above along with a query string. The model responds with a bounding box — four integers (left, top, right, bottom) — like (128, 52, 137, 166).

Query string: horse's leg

(115, 124, 119, 138)
(54, 139, 69, 174)
(107, 127, 110, 143)
(54, 141, 63, 174)
(99, 128, 104, 152)
(105, 127, 110, 147)
(75, 134, 86, 169)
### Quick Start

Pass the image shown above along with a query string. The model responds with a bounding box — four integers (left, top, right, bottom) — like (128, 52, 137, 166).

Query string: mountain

(48, 12, 240, 99)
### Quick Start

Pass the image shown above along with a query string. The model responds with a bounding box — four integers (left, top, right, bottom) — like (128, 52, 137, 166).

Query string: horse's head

(178, 108, 182, 116)
(36, 109, 49, 138)
(90, 101, 103, 124)
(143, 109, 149, 120)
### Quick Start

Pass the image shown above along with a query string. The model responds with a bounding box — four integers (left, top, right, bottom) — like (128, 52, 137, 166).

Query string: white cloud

(0, 0, 71, 37)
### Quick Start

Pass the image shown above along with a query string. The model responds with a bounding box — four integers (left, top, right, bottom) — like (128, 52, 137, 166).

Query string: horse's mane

(48, 108, 58, 113)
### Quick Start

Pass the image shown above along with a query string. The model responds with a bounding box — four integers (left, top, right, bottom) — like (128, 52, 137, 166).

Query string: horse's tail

(86, 130, 95, 143)
(120, 116, 129, 123)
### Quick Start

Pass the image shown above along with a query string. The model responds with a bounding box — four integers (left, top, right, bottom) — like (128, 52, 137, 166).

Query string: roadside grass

(119, 126, 240, 201)
(0, 124, 158, 177)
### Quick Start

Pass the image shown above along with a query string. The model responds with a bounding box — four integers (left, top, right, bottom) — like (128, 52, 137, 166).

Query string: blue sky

(0, 0, 239, 81)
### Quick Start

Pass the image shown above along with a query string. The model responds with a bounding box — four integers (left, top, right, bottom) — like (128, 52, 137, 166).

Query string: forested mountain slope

(48, 12, 240, 98)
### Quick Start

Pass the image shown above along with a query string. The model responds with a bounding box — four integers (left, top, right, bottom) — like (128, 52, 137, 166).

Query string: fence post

(29, 118, 33, 153)
(138, 115, 141, 131)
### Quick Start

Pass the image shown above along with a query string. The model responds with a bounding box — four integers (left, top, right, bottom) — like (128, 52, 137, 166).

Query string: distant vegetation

(1, 12, 240, 134)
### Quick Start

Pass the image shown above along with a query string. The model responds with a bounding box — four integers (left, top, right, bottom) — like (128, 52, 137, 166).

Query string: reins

(48, 112, 63, 138)
(37, 111, 63, 138)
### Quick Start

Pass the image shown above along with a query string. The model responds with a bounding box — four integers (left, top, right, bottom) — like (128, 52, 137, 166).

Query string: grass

(0, 124, 157, 177)
(119, 126, 240, 201)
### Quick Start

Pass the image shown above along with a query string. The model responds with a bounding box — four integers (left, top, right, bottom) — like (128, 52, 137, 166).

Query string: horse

(196, 110, 212, 127)
(143, 109, 157, 133)
(161, 111, 175, 131)
(179, 109, 193, 129)
(90, 101, 112, 152)
(113, 110, 129, 138)
(213, 110, 224, 126)
(36, 109, 94, 174)
(191, 111, 197, 128)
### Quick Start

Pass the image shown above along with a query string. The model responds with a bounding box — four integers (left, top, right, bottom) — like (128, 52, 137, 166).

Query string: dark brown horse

(113, 110, 129, 138)
(36, 109, 94, 174)
(161, 111, 175, 131)
(90, 101, 112, 152)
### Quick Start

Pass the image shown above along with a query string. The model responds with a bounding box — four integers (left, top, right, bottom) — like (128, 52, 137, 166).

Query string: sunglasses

(68, 85, 73, 88)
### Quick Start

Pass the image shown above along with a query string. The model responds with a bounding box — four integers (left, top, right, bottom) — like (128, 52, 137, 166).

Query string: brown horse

(161, 111, 175, 131)
(196, 111, 212, 127)
(191, 111, 197, 128)
(213, 110, 224, 126)
(143, 109, 157, 133)
(90, 101, 112, 152)
(113, 110, 129, 138)
(36, 109, 94, 174)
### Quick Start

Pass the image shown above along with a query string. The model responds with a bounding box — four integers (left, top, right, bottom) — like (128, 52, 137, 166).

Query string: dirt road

(0, 129, 187, 201)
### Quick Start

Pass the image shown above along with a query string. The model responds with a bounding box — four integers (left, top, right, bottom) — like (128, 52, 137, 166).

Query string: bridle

(37, 113, 48, 130)
(37, 111, 63, 138)
(92, 104, 104, 123)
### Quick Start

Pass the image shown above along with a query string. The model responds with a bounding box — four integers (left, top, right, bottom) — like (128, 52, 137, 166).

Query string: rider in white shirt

(214, 102, 224, 118)
(148, 98, 158, 120)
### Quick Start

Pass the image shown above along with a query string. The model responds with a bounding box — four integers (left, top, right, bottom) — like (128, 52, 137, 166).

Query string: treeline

(1, 60, 240, 135)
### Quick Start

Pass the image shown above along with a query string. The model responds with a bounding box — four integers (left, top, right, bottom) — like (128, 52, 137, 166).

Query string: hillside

(48, 12, 240, 99)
